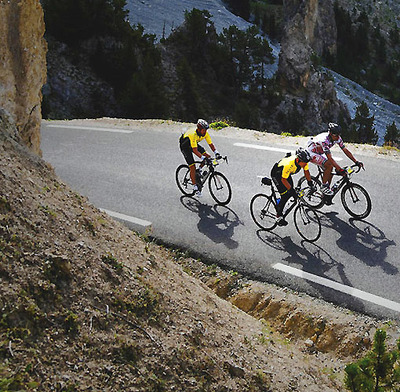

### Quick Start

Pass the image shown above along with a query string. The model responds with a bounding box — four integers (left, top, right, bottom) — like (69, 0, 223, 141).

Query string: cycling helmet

(295, 147, 311, 163)
(328, 122, 341, 135)
(197, 119, 209, 130)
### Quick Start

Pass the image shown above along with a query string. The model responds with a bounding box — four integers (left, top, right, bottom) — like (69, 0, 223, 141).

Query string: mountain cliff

(273, 0, 351, 133)
(0, 0, 47, 155)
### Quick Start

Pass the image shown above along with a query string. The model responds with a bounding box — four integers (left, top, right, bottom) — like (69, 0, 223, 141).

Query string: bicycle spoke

(341, 183, 372, 220)
(175, 164, 195, 196)
(250, 194, 277, 230)
(208, 172, 232, 205)
(294, 204, 321, 242)
(297, 176, 324, 209)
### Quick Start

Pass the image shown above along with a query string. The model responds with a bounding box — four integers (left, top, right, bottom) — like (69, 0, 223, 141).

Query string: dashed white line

(47, 124, 133, 134)
(234, 142, 293, 153)
(234, 142, 343, 161)
(273, 263, 400, 313)
(100, 208, 152, 233)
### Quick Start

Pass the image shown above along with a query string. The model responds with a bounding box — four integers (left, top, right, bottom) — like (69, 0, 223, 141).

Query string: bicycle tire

(341, 183, 372, 220)
(208, 172, 232, 205)
(175, 164, 195, 196)
(293, 203, 321, 242)
(250, 193, 277, 230)
(297, 176, 324, 209)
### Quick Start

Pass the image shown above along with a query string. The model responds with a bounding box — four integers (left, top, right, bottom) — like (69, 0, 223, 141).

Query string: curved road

(41, 120, 400, 320)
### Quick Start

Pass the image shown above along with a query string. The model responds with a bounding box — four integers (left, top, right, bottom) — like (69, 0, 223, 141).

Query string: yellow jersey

(182, 129, 212, 148)
(277, 155, 309, 179)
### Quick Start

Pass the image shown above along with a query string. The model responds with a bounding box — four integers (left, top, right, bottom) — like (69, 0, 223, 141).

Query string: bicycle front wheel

(175, 164, 195, 196)
(294, 204, 321, 242)
(250, 193, 277, 230)
(297, 176, 324, 209)
(208, 172, 232, 205)
(341, 183, 371, 220)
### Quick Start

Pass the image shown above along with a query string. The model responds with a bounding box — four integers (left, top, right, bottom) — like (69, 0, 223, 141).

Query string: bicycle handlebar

(334, 163, 363, 176)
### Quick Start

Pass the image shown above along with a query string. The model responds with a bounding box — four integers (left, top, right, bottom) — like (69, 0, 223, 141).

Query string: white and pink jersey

(306, 132, 345, 166)
(307, 132, 345, 155)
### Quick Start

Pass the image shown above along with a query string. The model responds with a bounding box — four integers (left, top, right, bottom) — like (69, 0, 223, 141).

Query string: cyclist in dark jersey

(179, 119, 221, 196)
(271, 148, 313, 226)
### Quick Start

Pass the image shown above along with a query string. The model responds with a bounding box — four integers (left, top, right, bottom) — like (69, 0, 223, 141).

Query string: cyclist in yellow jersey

(271, 148, 313, 226)
(179, 119, 221, 196)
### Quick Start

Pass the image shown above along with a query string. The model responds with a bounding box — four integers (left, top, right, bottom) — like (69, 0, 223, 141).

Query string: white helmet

(197, 119, 209, 130)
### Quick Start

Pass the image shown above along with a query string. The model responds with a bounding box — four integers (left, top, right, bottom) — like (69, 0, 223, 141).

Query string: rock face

(0, 0, 47, 155)
(43, 38, 120, 120)
(275, 0, 350, 133)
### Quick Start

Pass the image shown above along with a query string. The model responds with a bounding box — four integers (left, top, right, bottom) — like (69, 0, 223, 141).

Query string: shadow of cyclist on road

(180, 196, 242, 249)
(321, 212, 397, 275)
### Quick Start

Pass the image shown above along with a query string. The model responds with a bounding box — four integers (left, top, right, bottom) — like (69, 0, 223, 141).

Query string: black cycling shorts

(270, 163, 294, 194)
(179, 135, 205, 167)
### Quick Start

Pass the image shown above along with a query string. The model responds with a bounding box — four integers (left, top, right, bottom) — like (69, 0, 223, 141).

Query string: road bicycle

(175, 156, 232, 205)
(250, 177, 321, 242)
(297, 164, 372, 220)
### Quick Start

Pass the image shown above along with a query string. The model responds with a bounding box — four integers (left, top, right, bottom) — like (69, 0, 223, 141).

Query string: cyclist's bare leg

(189, 164, 196, 185)
(322, 161, 334, 185)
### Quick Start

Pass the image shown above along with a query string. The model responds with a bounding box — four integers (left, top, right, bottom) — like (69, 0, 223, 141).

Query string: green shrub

(344, 329, 400, 391)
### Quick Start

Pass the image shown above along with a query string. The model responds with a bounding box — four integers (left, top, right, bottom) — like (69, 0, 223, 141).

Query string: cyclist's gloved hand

(355, 161, 364, 169)
(214, 150, 222, 160)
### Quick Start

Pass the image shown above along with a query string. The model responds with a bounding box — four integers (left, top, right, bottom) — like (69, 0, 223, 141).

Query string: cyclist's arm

(304, 168, 311, 182)
(209, 143, 217, 153)
(342, 147, 358, 164)
(192, 147, 208, 159)
(281, 177, 291, 191)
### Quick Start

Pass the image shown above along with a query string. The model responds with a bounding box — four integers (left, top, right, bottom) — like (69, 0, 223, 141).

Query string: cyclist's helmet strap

(328, 122, 341, 135)
(295, 147, 311, 163)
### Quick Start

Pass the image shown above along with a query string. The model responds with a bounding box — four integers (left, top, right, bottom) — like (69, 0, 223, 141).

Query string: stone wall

(0, 0, 47, 155)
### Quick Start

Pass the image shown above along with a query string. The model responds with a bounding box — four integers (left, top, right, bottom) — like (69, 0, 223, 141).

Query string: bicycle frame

(263, 179, 303, 219)
(195, 156, 228, 189)
(313, 165, 358, 199)
(250, 177, 322, 241)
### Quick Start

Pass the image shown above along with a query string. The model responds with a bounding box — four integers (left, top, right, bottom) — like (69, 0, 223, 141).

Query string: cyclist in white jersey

(306, 123, 364, 196)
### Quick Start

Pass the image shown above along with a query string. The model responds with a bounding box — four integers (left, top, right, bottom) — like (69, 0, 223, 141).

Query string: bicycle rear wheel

(297, 176, 324, 209)
(175, 164, 195, 196)
(208, 172, 232, 205)
(293, 203, 321, 242)
(341, 183, 371, 219)
(250, 193, 277, 230)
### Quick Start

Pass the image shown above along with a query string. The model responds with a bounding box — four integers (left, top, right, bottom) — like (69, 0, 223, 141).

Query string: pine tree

(344, 329, 400, 392)
(384, 122, 400, 147)
(353, 101, 378, 145)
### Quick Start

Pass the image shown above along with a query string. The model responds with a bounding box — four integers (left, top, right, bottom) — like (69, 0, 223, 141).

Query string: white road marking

(234, 142, 293, 153)
(46, 124, 133, 134)
(273, 263, 400, 313)
(100, 208, 152, 233)
(234, 142, 343, 161)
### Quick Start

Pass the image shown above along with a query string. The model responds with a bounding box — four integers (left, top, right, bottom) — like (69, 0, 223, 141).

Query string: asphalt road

(41, 120, 400, 320)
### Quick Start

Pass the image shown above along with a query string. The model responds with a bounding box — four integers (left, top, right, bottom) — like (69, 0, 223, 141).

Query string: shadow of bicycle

(319, 211, 397, 275)
(180, 196, 243, 249)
